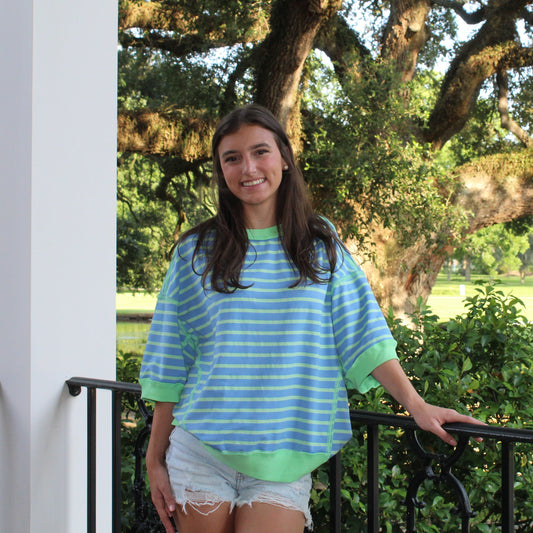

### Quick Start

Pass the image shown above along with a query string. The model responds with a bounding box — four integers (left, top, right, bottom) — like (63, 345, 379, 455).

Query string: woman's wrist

(404, 395, 427, 418)
(145, 451, 167, 469)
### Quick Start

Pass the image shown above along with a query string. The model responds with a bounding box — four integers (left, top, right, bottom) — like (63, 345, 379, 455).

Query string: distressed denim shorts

(166, 426, 313, 529)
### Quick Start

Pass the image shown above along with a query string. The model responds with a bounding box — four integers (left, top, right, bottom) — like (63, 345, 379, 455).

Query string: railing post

(367, 424, 379, 533)
(87, 387, 97, 533)
(329, 452, 342, 533)
(501, 441, 514, 533)
(112, 391, 123, 533)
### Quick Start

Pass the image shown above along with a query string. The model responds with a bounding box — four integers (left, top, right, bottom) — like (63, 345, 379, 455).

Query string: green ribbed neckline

(246, 226, 279, 240)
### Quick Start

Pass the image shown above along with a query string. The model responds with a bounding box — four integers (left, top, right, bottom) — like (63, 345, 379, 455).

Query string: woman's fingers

(412, 404, 487, 446)
(148, 461, 177, 533)
(152, 486, 177, 533)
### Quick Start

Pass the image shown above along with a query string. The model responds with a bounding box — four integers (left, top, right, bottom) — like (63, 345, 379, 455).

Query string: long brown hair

(179, 104, 342, 293)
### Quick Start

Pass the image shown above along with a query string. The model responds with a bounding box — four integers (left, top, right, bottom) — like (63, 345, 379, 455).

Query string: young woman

(140, 104, 482, 533)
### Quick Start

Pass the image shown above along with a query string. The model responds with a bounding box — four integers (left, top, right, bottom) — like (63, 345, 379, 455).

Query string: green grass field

(117, 273, 533, 321)
(116, 290, 159, 314)
(427, 273, 533, 321)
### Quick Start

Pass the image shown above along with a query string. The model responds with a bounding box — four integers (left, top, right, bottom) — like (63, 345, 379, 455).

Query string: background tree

(117, 0, 533, 315)
(451, 223, 531, 280)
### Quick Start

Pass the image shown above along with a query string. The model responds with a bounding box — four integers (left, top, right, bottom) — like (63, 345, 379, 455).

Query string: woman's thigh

(234, 470, 313, 530)
(174, 501, 234, 533)
(234, 502, 305, 533)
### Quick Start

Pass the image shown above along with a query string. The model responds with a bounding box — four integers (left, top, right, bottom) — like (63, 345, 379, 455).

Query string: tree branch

(496, 70, 533, 148)
(314, 13, 371, 83)
(153, 156, 210, 214)
(425, 0, 533, 149)
(119, 31, 230, 57)
(119, 0, 268, 54)
(454, 150, 533, 234)
(119, 0, 189, 32)
(119, 0, 270, 36)
(356, 150, 533, 314)
(520, 6, 533, 25)
(430, 0, 487, 24)
(117, 109, 215, 159)
(220, 51, 259, 113)
(117, 189, 141, 224)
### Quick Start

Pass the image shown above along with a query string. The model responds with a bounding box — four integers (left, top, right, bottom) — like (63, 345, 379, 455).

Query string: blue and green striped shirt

(140, 225, 397, 482)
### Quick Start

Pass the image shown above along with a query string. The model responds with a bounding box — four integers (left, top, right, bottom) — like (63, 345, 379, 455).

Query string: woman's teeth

(242, 178, 266, 187)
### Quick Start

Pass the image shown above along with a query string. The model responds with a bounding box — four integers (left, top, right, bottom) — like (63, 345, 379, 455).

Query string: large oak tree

(118, 0, 533, 315)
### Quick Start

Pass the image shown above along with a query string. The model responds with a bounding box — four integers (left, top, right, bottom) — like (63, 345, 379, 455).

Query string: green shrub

(310, 282, 533, 532)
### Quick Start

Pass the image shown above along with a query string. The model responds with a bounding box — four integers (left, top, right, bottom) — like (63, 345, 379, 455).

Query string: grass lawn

(427, 273, 533, 321)
(116, 290, 158, 315)
(117, 273, 533, 322)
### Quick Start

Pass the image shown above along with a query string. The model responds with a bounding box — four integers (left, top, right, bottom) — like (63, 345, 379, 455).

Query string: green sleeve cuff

(139, 379, 184, 403)
(344, 339, 398, 393)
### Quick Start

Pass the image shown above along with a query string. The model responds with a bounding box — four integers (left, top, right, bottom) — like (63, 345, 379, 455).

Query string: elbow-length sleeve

(331, 250, 398, 393)
(139, 249, 196, 404)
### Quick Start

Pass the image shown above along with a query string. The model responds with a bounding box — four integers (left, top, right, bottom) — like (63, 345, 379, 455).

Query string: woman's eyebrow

(221, 142, 272, 159)
(221, 149, 238, 159)
(250, 142, 271, 150)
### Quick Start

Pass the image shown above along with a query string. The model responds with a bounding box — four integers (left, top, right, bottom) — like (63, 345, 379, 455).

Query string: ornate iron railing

(66, 377, 533, 533)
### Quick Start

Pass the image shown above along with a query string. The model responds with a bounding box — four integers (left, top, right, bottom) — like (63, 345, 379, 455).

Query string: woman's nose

(242, 156, 257, 175)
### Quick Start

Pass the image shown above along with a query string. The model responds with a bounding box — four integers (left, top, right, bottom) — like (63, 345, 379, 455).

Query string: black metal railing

(66, 377, 533, 533)
(66, 378, 142, 533)
(345, 411, 533, 533)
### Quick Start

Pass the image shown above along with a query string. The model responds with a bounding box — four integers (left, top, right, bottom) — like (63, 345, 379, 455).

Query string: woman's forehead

(218, 124, 278, 152)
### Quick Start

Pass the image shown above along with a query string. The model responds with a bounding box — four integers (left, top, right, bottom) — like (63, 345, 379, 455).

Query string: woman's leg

(234, 502, 306, 533)
(173, 501, 235, 533)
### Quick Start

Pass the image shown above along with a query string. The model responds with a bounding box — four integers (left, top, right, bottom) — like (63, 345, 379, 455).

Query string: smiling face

(217, 124, 287, 229)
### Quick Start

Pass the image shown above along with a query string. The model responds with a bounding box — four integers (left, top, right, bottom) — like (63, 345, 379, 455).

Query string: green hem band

(202, 445, 333, 482)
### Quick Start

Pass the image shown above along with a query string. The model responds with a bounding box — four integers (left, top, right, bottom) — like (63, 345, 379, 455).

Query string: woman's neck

(243, 206, 276, 229)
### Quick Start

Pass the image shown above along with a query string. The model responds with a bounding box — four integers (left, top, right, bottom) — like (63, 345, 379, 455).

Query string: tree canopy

(117, 0, 533, 315)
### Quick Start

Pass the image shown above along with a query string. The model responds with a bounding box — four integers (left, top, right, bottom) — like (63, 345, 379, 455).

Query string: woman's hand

(372, 359, 485, 446)
(145, 402, 178, 533)
(146, 456, 177, 533)
(408, 400, 485, 446)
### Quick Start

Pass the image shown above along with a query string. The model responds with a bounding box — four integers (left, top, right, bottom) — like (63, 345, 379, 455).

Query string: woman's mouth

(242, 178, 266, 187)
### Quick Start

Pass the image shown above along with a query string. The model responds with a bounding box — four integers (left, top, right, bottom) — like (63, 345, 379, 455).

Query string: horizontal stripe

(188, 406, 335, 414)
(189, 395, 336, 405)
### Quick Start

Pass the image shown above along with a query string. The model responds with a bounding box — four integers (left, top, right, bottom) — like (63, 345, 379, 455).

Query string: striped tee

(140, 224, 398, 482)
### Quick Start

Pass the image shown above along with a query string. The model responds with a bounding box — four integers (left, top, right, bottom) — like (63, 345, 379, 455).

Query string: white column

(0, 0, 117, 531)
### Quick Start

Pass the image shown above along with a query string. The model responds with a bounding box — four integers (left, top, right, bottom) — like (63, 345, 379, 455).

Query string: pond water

(117, 320, 151, 355)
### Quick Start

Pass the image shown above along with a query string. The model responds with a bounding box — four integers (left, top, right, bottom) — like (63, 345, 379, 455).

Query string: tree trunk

(464, 258, 472, 282)
(255, 0, 342, 137)
(352, 150, 533, 316)
(380, 0, 431, 81)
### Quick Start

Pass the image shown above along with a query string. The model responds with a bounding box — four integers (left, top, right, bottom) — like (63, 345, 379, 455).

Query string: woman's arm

(371, 359, 484, 446)
(146, 402, 177, 533)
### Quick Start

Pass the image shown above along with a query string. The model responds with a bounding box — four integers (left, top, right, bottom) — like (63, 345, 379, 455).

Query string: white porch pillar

(0, 0, 117, 531)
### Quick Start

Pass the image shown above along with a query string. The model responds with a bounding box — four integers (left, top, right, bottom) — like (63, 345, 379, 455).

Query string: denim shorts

(166, 426, 313, 529)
